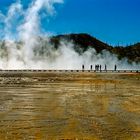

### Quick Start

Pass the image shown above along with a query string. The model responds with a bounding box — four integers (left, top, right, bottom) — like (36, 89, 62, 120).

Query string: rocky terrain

(0, 71, 140, 139)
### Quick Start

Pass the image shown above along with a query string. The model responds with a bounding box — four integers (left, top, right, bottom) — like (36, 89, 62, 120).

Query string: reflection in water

(0, 73, 140, 139)
(82, 81, 117, 93)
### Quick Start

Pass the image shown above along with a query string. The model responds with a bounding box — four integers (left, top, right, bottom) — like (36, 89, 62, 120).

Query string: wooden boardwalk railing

(0, 70, 139, 73)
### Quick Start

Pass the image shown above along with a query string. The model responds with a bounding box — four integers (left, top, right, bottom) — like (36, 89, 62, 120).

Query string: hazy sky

(0, 0, 140, 45)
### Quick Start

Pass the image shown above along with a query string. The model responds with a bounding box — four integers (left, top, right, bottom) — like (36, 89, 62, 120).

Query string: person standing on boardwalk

(114, 65, 117, 71)
(100, 65, 102, 72)
(82, 65, 85, 71)
(95, 65, 97, 71)
(90, 65, 93, 71)
(97, 65, 99, 71)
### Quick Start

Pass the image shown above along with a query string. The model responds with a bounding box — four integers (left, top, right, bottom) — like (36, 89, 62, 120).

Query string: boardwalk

(0, 69, 139, 74)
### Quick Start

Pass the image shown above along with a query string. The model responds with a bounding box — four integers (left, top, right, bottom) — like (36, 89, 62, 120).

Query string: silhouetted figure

(97, 65, 99, 71)
(82, 65, 85, 71)
(90, 65, 93, 71)
(100, 65, 102, 72)
(114, 65, 117, 71)
(95, 65, 97, 71)
(95, 64, 99, 71)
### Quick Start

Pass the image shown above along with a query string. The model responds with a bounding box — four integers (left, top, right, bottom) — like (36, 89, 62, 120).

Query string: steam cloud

(0, 0, 139, 70)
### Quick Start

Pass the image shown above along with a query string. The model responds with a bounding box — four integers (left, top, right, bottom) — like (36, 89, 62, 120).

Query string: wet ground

(0, 72, 140, 140)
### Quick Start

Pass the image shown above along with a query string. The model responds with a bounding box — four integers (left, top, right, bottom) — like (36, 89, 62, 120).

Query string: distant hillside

(51, 34, 112, 53)
(112, 43, 140, 63)
(51, 33, 140, 63)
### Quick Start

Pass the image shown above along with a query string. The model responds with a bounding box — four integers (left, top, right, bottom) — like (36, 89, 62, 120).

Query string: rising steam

(0, 0, 139, 70)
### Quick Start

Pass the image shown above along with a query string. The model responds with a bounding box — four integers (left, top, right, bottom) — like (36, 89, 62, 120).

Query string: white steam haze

(0, 0, 139, 70)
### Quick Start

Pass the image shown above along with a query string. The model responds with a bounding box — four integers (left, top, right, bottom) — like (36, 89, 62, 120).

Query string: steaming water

(0, 0, 139, 70)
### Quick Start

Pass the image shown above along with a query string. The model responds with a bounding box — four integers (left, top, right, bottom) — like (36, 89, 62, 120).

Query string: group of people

(82, 64, 117, 71)
(95, 65, 102, 71)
